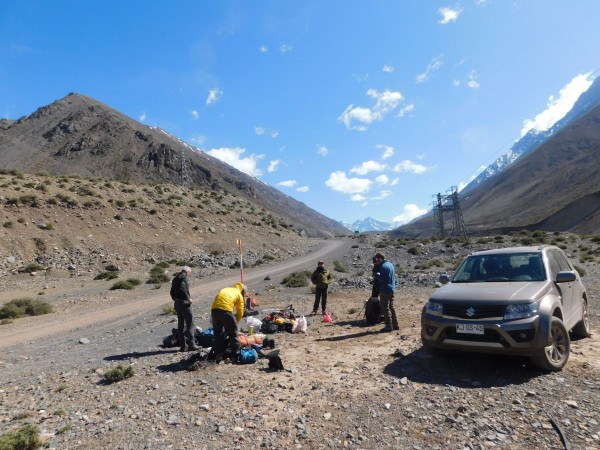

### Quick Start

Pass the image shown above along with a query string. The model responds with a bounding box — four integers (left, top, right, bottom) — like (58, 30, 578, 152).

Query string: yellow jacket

(211, 283, 245, 322)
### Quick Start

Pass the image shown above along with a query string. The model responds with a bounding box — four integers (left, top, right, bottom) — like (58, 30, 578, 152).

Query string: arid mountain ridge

(395, 101, 600, 237)
(0, 93, 348, 238)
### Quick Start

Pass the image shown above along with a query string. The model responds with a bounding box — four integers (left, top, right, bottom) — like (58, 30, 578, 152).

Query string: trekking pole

(355, 301, 366, 319)
(236, 239, 244, 285)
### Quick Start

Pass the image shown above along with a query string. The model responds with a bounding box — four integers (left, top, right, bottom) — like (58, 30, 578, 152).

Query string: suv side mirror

(555, 271, 576, 283)
(439, 274, 450, 285)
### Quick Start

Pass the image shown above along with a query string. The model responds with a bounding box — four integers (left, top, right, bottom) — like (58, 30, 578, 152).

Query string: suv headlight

(425, 301, 443, 317)
(504, 303, 537, 320)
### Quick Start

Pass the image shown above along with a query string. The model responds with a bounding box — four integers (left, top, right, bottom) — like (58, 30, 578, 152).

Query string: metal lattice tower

(432, 186, 467, 238)
(180, 148, 190, 187)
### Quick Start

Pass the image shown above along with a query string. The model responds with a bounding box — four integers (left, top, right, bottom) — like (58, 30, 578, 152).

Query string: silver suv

(421, 245, 590, 371)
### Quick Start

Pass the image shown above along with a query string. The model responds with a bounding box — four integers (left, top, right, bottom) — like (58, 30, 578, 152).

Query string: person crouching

(211, 282, 246, 363)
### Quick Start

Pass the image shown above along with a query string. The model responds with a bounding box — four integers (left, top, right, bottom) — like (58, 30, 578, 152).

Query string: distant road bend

(0, 239, 347, 349)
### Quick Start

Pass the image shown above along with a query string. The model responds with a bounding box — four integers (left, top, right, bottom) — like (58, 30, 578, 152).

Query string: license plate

(456, 323, 484, 335)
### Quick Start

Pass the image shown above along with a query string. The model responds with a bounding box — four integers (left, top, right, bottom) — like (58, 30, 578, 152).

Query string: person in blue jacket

(373, 253, 398, 333)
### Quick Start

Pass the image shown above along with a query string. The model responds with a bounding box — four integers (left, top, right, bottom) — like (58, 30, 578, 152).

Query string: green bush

(24, 263, 44, 273)
(103, 365, 135, 383)
(148, 264, 171, 284)
(94, 271, 119, 281)
(333, 260, 347, 273)
(574, 265, 586, 277)
(162, 304, 176, 315)
(281, 270, 311, 288)
(0, 423, 42, 450)
(2, 221, 14, 228)
(109, 280, 139, 290)
(0, 298, 53, 319)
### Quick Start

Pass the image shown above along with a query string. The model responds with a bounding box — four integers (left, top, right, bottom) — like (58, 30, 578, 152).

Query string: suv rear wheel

(531, 317, 570, 371)
(572, 300, 591, 338)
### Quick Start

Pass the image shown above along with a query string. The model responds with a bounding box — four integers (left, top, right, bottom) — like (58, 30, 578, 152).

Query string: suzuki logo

(466, 307, 476, 317)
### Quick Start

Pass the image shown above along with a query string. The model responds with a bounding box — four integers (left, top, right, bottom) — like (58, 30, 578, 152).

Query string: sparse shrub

(333, 260, 347, 272)
(17, 217, 26, 223)
(56, 424, 72, 435)
(3, 221, 14, 228)
(281, 270, 311, 288)
(0, 298, 53, 319)
(115, 200, 126, 208)
(149, 209, 158, 215)
(0, 423, 42, 450)
(6, 197, 20, 205)
(162, 304, 176, 315)
(520, 237, 534, 246)
(1, 318, 14, 325)
(109, 280, 138, 290)
(19, 195, 39, 207)
(94, 271, 119, 281)
(24, 263, 44, 273)
(114, 214, 122, 220)
(407, 246, 420, 256)
(187, 211, 197, 218)
(103, 365, 135, 383)
(147, 264, 170, 284)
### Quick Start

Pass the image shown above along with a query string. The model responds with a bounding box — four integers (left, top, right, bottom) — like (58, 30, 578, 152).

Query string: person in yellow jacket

(211, 282, 246, 363)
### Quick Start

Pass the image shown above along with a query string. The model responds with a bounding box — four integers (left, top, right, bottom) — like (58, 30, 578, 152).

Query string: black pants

(211, 308, 240, 357)
(175, 302, 195, 348)
(313, 287, 328, 313)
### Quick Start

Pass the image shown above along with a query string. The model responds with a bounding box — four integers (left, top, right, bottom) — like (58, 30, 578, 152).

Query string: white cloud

(190, 110, 199, 120)
(296, 186, 309, 193)
(438, 7, 462, 24)
(267, 159, 281, 172)
(467, 70, 480, 89)
(139, 112, 146, 122)
(350, 160, 387, 175)
(377, 145, 394, 159)
(206, 88, 223, 105)
(398, 103, 415, 117)
(279, 44, 293, 53)
(375, 174, 389, 185)
(392, 204, 428, 225)
(271, 130, 279, 138)
(453, 78, 461, 87)
(383, 65, 394, 73)
(475, 0, 489, 6)
(259, 45, 269, 53)
(278, 180, 297, 187)
(338, 89, 404, 131)
(373, 190, 392, 200)
(389, 178, 400, 186)
(393, 160, 428, 174)
(254, 126, 266, 135)
(416, 55, 444, 83)
(325, 171, 372, 194)
(520, 72, 594, 136)
(206, 147, 264, 177)
(317, 145, 329, 156)
(351, 194, 367, 202)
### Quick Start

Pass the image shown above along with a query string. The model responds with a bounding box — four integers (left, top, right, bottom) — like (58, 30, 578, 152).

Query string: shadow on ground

(104, 349, 179, 361)
(384, 347, 546, 388)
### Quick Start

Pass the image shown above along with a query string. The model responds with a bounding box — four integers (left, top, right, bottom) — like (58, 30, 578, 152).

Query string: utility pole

(432, 186, 467, 238)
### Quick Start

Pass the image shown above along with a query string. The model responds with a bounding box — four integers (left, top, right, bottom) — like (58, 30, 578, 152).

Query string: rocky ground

(1, 233, 599, 449)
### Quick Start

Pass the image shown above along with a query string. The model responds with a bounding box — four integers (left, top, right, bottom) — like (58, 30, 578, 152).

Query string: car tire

(421, 335, 453, 356)
(572, 300, 591, 338)
(531, 317, 570, 371)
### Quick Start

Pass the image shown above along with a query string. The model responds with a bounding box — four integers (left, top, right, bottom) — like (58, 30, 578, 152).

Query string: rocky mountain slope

(396, 103, 600, 237)
(0, 93, 348, 238)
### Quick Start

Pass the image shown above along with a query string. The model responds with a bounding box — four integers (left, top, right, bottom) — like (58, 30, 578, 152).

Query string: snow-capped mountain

(462, 75, 600, 194)
(347, 217, 393, 233)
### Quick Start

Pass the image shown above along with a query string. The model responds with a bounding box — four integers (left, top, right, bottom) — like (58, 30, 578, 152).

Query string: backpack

(365, 297, 383, 325)
(267, 351, 285, 371)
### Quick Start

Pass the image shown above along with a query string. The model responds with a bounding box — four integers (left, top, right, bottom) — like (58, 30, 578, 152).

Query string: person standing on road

(211, 282, 246, 363)
(170, 266, 199, 352)
(310, 260, 332, 315)
(373, 253, 398, 333)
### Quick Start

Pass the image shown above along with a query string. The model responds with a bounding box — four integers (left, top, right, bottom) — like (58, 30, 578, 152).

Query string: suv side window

(551, 250, 573, 271)
(547, 253, 562, 278)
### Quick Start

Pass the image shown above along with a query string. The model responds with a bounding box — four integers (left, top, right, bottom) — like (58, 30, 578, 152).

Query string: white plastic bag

(246, 316, 262, 328)
(293, 315, 307, 333)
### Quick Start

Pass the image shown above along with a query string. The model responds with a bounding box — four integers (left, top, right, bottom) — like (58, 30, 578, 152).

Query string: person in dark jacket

(170, 266, 199, 352)
(310, 261, 332, 315)
(373, 253, 398, 333)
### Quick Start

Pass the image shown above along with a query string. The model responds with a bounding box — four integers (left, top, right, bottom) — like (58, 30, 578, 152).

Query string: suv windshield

(453, 252, 546, 283)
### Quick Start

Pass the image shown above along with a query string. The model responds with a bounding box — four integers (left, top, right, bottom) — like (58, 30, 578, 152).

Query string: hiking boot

(187, 343, 200, 351)
(310, 311, 318, 316)
(215, 354, 224, 364)
(380, 326, 393, 333)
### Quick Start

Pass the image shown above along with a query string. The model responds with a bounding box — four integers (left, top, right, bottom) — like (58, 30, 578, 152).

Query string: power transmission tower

(432, 186, 467, 238)
(180, 148, 190, 187)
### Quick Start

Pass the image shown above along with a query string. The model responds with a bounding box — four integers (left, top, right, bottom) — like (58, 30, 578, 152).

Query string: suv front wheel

(572, 300, 591, 338)
(531, 317, 570, 371)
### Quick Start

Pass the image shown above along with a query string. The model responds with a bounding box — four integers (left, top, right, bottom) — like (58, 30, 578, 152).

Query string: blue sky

(1, 1, 599, 225)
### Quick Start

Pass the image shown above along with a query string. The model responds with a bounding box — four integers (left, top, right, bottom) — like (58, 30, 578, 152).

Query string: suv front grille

(443, 304, 505, 319)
